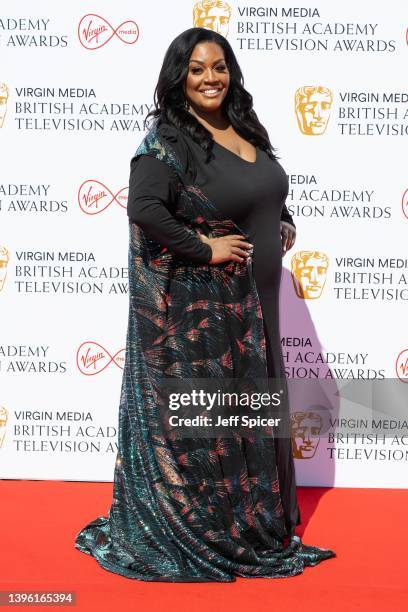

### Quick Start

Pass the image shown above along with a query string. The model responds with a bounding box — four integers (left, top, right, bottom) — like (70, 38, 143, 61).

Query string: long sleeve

(127, 154, 213, 264)
(280, 202, 295, 228)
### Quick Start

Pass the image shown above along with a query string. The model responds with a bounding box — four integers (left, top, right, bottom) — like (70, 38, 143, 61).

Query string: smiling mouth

(199, 88, 223, 97)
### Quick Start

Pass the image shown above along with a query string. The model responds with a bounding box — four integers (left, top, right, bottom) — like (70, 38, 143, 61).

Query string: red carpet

(1, 481, 407, 611)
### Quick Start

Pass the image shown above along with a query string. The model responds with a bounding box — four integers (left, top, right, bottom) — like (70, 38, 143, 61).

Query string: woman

(75, 27, 336, 582)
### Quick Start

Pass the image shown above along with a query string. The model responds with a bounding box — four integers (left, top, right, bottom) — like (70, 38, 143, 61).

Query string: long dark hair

(145, 27, 279, 163)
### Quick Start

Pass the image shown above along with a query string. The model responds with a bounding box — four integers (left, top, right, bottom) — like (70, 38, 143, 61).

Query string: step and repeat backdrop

(1, 0, 407, 487)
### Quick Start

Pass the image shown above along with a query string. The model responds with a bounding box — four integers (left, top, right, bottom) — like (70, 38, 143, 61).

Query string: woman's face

(184, 41, 230, 114)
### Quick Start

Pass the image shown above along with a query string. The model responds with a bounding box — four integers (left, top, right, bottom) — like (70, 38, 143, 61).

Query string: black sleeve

(280, 202, 296, 228)
(127, 154, 213, 264)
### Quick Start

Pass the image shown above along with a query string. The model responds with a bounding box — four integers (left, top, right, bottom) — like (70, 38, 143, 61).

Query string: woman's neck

(187, 104, 230, 132)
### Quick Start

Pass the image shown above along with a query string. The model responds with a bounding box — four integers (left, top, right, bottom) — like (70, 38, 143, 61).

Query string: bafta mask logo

(0, 246, 10, 291)
(395, 348, 408, 383)
(295, 86, 333, 135)
(193, 0, 231, 37)
(291, 251, 329, 299)
(0, 406, 8, 449)
(0, 83, 9, 128)
(290, 410, 323, 459)
(402, 188, 408, 220)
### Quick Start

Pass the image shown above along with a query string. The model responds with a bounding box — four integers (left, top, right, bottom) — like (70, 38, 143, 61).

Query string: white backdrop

(1, 0, 407, 487)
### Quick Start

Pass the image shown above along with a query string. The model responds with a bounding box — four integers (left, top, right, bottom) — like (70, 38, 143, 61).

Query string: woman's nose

(203, 69, 220, 82)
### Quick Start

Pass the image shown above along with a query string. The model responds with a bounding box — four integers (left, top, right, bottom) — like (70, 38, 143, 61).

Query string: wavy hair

(145, 27, 279, 163)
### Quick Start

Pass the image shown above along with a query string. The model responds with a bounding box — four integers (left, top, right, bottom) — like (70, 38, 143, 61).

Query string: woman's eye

(190, 65, 227, 74)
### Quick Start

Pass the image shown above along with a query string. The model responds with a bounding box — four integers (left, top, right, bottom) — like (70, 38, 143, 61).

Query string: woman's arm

(280, 202, 295, 228)
(280, 203, 296, 255)
(127, 154, 213, 264)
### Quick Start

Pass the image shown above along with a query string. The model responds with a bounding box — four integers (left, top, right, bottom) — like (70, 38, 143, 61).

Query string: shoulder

(156, 121, 192, 175)
(157, 120, 204, 183)
(129, 154, 178, 195)
(131, 119, 196, 182)
(130, 121, 181, 177)
(156, 121, 179, 144)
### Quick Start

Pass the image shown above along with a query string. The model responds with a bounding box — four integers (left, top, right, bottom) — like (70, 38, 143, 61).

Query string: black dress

(127, 124, 301, 536)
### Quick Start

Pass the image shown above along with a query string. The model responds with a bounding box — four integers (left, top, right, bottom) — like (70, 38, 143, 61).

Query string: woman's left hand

(280, 221, 296, 256)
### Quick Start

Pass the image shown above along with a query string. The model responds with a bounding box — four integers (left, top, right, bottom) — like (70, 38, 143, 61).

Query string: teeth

(201, 89, 220, 94)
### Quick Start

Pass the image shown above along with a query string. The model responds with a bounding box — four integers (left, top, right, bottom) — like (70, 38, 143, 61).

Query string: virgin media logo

(402, 188, 408, 220)
(76, 341, 125, 375)
(78, 180, 128, 215)
(395, 349, 408, 383)
(78, 14, 139, 50)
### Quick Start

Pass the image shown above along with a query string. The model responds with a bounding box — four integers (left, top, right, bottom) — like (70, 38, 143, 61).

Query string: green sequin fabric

(74, 120, 336, 581)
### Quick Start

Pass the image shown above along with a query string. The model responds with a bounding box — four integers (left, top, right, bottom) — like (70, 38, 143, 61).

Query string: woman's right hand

(198, 234, 253, 264)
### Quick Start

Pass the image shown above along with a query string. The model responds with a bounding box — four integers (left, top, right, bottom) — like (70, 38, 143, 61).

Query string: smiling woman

(186, 50, 229, 101)
(184, 44, 258, 163)
(74, 26, 336, 582)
